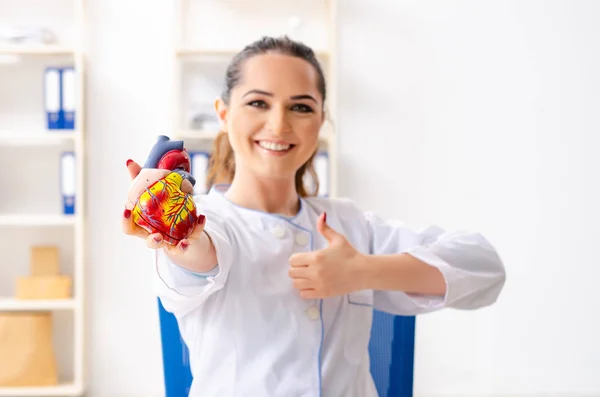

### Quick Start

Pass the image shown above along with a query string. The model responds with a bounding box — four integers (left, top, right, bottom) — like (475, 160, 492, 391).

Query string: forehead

(234, 53, 321, 99)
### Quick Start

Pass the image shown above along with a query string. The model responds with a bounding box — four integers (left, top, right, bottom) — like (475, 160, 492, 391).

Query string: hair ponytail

(205, 131, 320, 198)
(206, 131, 236, 191)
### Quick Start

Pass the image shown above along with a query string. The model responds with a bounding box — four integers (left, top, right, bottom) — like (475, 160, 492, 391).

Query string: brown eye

(248, 100, 267, 108)
(292, 104, 313, 113)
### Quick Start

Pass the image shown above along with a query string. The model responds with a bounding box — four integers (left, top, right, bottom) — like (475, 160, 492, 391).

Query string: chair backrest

(157, 298, 415, 397)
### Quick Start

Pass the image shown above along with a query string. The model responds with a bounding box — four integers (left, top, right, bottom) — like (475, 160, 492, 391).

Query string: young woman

(123, 36, 506, 397)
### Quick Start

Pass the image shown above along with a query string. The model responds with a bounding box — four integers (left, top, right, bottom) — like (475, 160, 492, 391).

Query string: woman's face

(216, 53, 324, 183)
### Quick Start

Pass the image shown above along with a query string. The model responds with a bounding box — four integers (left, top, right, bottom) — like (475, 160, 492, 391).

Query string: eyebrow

(242, 89, 318, 104)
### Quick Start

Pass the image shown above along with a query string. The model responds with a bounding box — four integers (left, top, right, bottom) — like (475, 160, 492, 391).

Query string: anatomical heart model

(129, 135, 198, 245)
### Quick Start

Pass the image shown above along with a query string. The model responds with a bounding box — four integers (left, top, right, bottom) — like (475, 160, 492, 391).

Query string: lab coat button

(295, 232, 309, 246)
(271, 225, 285, 239)
(307, 306, 320, 320)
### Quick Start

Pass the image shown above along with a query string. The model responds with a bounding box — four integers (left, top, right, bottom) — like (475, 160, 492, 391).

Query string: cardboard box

(0, 312, 58, 386)
(15, 276, 72, 300)
(30, 246, 60, 277)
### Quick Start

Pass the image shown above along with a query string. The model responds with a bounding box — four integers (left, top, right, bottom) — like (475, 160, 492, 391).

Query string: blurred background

(0, 0, 598, 396)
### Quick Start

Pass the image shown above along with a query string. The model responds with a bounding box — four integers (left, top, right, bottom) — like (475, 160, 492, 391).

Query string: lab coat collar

(208, 184, 312, 231)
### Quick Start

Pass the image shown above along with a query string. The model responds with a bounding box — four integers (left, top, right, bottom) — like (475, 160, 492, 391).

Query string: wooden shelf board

(0, 382, 80, 396)
(0, 297, 77, 311)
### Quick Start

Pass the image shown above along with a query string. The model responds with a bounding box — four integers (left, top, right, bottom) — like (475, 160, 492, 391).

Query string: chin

(252, 165, 298, 182)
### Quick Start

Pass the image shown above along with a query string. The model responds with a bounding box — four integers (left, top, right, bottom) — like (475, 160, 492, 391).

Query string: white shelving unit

(171, 0, 338, 197)
(0, 0, 86, 396)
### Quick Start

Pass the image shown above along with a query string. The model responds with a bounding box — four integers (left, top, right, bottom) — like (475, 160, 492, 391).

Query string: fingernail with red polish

(124, 209, 131, 219)
(126, 159, 133, 166)
(198, 214, 205, 224)
(323, 212, 327, 222)
(180, 242, 189, 251)
(154, 236, 162, 243)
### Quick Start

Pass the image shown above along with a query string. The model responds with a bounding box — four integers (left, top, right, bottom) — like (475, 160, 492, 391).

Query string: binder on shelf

(61, 67, 76, 130)
(60, 151, 76, 214)
(44, 67, 62, 130)
(44, 66, 76, 131)
(190, 151, 210, 195)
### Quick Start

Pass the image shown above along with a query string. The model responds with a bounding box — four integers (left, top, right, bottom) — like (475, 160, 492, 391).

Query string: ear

(214, 97, 229, 132)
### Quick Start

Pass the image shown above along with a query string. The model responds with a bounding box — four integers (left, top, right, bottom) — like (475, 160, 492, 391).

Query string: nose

(265, 106, 291, 136)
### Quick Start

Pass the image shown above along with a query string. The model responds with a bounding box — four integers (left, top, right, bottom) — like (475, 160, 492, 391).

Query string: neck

(224, 170, 300, 217)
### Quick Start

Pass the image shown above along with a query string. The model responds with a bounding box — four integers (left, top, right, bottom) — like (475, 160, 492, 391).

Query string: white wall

(337, 1, 600, 396)
(83, 0, 600, 396)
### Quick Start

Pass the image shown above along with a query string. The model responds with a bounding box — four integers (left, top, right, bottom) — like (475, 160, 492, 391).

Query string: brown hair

(205, 35, 327, 197)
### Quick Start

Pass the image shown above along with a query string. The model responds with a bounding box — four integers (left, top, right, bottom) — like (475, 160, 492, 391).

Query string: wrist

(165, 232, 213, 271)
(354, 253, 413, 292)
(351, 252, 374, 291)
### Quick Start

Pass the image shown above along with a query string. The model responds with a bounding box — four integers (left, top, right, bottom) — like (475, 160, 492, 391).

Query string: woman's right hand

(122, 159, 207, 256)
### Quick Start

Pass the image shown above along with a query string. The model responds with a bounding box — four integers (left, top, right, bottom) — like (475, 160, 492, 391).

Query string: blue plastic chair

(157, 298, 415, 397)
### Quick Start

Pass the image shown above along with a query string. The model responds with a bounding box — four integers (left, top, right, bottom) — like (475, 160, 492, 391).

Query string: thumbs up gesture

(288, 213, 366, 299)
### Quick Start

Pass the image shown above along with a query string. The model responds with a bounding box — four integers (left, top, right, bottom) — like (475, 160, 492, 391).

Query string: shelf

(0, 133, 76, 147)
(0, 214, 76, 227)
(0, 298, 77, 312)
(0, 382, 80, 397)
(0, 45, 75, 56)
(1, 2, 86, 396)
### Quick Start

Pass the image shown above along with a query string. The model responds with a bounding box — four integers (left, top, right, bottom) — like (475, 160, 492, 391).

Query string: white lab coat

(154, 184, 505, 397)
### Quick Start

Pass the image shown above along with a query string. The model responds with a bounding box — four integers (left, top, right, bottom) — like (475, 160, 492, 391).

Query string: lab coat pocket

(344, 290, 373, 364)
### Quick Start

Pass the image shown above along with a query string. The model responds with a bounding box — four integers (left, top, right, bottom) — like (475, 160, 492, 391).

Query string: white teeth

(258, 141, 291, 151)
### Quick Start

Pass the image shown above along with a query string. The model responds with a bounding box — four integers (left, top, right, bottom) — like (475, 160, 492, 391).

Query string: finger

(184, 214, 206, 242)
(145, 233, 166, 250)
(122, 208, 148, 238)
(288, 267, 310, 279)
(163, 214, 206, 254)
(292, 278, 313, 290)
(163, 238, 188, 255)
(127, 168, 172, 208)
(289, 252, 311, 267)
(126, 159, 142, 180)
(316, 212, 343, 244)
(181, 179, 194, 195)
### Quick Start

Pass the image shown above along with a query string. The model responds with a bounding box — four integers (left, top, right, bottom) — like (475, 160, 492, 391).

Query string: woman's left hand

(288, 213, 366, 299)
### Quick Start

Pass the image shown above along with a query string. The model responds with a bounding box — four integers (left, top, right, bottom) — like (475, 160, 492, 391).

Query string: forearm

(358, 253, 447, 296)
(165, 231, 218, 273)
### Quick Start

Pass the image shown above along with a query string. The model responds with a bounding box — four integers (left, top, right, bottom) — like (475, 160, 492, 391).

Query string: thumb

(316, 212, 343, 244)
(126, 159, 142, 181)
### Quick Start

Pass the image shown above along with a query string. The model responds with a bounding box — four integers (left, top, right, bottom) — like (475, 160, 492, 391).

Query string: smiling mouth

(255, 140, 295, 153)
